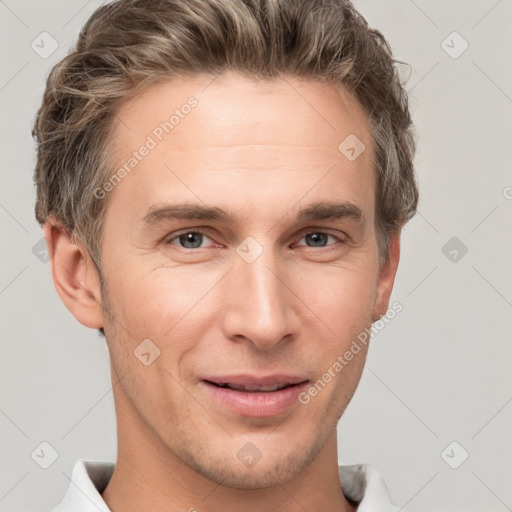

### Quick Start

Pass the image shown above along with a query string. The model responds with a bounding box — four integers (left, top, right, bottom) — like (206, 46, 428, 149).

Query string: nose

(221, 245, 299, 351)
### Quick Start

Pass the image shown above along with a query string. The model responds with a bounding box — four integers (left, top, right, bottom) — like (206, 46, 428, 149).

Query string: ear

(372, 230, 400, 322)
(43, 216, 104, 330)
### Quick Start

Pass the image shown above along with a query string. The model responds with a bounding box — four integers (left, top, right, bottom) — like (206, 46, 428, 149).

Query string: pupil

(180, 232, 202, 248)
(306, 233, 327, 247)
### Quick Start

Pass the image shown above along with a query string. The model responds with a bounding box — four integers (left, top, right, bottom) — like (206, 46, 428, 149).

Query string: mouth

(206, 381, 299, 392)
(201, 375, 310, 417)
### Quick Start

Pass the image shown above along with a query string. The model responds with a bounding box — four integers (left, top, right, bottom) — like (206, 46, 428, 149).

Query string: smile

(201, 374, 310, 417)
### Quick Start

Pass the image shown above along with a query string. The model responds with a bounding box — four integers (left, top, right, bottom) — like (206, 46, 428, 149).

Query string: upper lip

(202, 374, 309, 387)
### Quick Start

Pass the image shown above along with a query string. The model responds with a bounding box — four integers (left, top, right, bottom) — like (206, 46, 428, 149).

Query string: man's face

(97, 72, 395, 488)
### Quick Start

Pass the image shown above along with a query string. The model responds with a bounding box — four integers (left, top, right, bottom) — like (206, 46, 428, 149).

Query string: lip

(201, 374, 309, 417)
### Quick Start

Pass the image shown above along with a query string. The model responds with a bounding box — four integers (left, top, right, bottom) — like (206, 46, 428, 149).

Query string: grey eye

(304, 233, 330, 247)
(177, 232, 205, 249)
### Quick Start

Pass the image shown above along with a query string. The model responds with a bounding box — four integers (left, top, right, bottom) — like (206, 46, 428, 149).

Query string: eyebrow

(141, 200, 365, 227)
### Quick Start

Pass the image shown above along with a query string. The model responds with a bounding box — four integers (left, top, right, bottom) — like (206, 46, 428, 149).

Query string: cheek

(295, 261, 378, 332)
(102, 259, 196, 338)
(292, 261, 377, 399)
(101, 261, 224, 383)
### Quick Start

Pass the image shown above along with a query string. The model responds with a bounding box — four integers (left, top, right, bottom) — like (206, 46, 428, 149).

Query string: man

(33, 0, 418, 510)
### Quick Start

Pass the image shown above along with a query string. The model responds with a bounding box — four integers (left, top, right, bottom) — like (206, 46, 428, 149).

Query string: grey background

(1, 1, 511, 511)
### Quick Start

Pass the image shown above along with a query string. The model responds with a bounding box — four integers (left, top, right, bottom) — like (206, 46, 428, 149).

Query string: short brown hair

(33, 0, 418, 271)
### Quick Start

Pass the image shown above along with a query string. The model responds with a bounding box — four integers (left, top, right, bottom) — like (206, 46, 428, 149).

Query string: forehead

(105, 72, 375, 222)
(113, 71, 372, 155)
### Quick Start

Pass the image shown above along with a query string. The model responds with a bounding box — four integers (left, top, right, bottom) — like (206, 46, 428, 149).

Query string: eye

(165, 229, 216, 249)
(295, 231, 345, 248)
(164, 229, 346, 251)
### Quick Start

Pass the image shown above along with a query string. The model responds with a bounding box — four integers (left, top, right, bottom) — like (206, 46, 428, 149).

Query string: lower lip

(201, 381, 309, 417)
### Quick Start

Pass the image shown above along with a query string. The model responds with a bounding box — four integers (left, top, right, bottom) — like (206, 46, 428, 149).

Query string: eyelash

(164, 228, 347, 250)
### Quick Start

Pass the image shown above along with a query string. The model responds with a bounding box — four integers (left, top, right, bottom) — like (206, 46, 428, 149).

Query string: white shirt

(50, 459, 404, 511)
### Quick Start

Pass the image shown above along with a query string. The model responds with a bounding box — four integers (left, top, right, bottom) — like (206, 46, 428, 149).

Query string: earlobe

(373, 231, 401, 322)
(43, 217, 105, 330)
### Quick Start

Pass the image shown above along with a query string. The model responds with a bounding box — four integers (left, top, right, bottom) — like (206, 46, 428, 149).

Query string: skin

(44, 71, 400, 512)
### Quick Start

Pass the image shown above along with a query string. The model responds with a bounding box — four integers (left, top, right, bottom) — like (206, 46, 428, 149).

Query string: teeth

(215, 382, 289, 392)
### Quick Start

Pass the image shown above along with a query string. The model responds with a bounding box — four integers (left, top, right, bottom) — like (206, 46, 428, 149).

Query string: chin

(179, 435, 321, 490)
(205, 458, 306, 489)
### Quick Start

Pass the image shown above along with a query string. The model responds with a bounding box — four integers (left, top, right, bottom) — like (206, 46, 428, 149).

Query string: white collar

(50, 459, 402, 511)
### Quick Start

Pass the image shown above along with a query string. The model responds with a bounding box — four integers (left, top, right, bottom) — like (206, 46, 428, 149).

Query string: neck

(101, 373, 356, 512)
